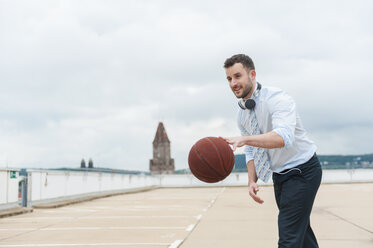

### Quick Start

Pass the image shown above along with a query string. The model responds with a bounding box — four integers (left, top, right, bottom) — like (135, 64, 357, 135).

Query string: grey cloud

(0, 0, 372, 170)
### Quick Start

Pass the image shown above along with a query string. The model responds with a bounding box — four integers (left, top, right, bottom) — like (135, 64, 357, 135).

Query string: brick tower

(150, 122, 175, 175)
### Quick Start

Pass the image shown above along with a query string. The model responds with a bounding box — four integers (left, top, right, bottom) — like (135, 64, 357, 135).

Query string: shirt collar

(249, 82, 259, 100)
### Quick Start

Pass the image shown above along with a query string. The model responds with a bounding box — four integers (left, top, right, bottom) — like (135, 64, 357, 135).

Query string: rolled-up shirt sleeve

(269, 92, 297, 148)
(237, 116, 254, 163)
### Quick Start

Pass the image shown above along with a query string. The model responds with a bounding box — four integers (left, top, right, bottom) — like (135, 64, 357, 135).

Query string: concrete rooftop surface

(0, 183, 372, 248)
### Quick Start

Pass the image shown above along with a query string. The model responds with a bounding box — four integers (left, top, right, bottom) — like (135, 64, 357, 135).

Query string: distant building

(149, 122, 175, 175)
(88, 158, 94, 168)
(80, 159, 86, 168)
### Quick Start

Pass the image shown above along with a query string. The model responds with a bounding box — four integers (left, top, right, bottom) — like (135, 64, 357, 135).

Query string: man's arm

(225, 90, 298, 151)
(247, 160, 264, 204)
(224, 131, 284, 151)
(236, 114, 264, 204)
(247, 160, 258, 183)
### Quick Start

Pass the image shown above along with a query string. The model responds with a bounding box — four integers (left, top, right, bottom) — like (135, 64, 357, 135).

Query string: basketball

(188, 137, 235, 183)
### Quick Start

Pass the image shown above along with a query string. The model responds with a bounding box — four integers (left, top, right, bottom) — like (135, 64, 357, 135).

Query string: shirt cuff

(245, 146, 254, 163)
(272, 127, 294, 148)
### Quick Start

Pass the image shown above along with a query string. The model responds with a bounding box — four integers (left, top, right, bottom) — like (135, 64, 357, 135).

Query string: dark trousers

(272, 154, 322, 248)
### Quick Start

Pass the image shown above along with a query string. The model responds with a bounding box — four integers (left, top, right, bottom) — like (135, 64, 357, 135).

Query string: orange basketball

(188, 137, 235, 183)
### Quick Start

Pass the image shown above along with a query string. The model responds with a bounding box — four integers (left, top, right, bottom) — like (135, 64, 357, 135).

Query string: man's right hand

(249, 182, 264, 204)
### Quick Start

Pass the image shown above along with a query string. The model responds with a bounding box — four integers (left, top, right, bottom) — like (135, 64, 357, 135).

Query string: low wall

(321, 168, 373, 183)
(2, 168, 373, 209)
(159, 169, 373, 187)
(158, 172, 260, 187)
(27, 170, 159, 206)
(0, 169, 20, 210)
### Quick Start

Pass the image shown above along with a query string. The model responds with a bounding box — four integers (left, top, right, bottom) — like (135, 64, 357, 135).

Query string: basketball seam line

(190, 145, 221, 180)
(192, 145, 223, 180)
(190, 145, 219, 180)
(193, 144, 225, 179)
(206, 137, 228, 174)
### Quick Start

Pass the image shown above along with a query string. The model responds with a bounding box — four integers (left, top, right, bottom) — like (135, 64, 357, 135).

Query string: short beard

(240, 85, 252, 99)
(240, 76, 253, 99)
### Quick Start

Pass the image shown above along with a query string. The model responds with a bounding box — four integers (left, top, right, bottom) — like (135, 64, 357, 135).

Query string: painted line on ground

(148, 196, 220, 200)
(0, 226, 189, 231)
(173, 187, 225, 247)
(43, 208, 199, 213)
(1, 215, 192, 221)
(70, 205, 197, 209)
(0, 243, 171, 247)
(185, 224, 195, 232)
(168, 240, 183, 248)
(195, 214, 202, 220)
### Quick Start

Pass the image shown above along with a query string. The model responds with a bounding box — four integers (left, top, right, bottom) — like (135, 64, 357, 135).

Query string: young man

(223, 54, 322, 248)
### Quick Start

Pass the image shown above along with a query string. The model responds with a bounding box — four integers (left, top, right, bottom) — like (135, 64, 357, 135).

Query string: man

(223, 54, 322, 248)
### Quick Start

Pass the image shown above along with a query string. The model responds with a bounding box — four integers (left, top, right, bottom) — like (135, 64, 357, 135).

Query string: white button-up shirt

(237, 83, 317, 173)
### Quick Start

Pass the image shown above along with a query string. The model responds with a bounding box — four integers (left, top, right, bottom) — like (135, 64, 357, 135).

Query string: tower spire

(153, 122, 170, 144)
(149, 122, 175, 175)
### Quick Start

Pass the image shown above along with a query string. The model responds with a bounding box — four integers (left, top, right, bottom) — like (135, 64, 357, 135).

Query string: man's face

(225, 63, 254, 99)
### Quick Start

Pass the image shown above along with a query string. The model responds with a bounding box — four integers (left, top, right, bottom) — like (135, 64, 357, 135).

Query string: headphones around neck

(238, 82, 262, 110)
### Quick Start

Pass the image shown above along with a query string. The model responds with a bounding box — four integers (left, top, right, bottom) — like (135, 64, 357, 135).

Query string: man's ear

(250, 70, 256, 81)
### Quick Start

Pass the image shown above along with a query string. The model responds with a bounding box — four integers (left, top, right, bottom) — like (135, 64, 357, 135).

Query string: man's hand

(249, 182, 264, 204)
(222, 136, 247, 151)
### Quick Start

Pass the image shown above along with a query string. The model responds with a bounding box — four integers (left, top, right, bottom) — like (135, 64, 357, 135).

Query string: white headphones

(238, 82, 262, 110)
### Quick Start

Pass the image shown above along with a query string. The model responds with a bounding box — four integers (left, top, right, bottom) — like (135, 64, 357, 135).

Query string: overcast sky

(0, 0, 372, 171)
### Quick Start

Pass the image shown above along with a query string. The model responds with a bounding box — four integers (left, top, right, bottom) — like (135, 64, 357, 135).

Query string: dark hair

(224, 54, 255, 71)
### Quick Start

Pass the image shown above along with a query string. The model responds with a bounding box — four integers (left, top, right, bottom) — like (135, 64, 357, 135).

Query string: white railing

(1, 168, 373, 210)
(0, 169, 20, 210)
(158, 172, 258, 187)
(27, 170, 159, 206)
(159, 169, 373, 187)
(321, 168, 373, 183)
